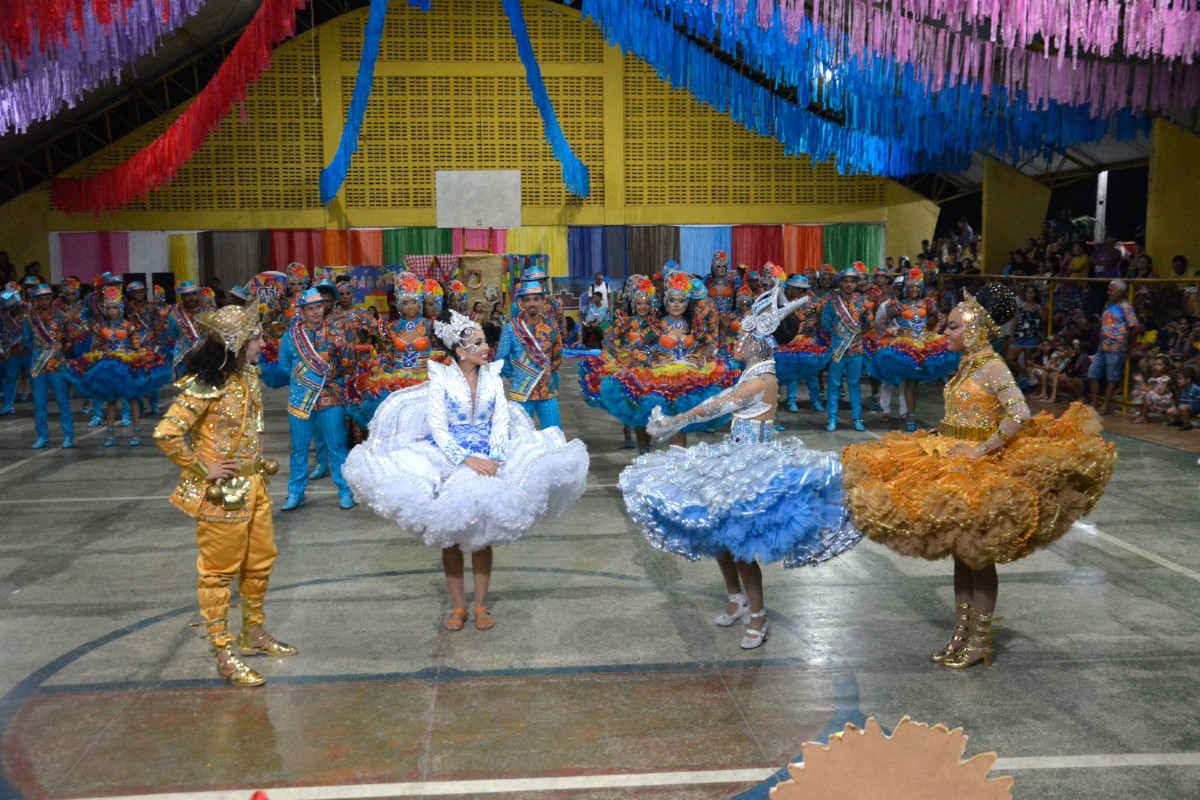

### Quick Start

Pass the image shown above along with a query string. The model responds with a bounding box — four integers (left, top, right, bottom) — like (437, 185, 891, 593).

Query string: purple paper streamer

(0, 0, 207, 134)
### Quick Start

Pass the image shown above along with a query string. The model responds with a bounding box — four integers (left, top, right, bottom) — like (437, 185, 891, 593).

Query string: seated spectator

(1048, 340, 1090, 404)
(1032, 341, 1071, 401)
(1166, 367, 1200, 428)
(1021, 338, 1056, 394)
(1130, 354, 1175, 423)
(562, 315, 584, 349)
(580, 291, 610, 348)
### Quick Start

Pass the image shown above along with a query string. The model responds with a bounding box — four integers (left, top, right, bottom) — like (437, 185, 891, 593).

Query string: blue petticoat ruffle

(866, 342, 960, 384)
(619, 435, 860, 566)
(67, 357, 172, 403)
(774, 349, 831, 383)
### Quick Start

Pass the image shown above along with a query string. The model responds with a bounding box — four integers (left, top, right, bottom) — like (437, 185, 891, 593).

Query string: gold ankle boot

(215, 644, 265, 687)
(943, 612, 1001, 669)
(930, 602, 973, 663)
(237, 627, 298, 657)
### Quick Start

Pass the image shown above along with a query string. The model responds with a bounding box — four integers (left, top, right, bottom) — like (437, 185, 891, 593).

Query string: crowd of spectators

(924, 211, 1199, 432)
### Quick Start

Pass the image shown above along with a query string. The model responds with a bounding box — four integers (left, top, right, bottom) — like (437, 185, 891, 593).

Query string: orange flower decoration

(666, 272, 691, 295)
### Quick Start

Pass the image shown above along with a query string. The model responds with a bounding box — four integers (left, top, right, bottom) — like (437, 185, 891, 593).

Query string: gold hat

(196, 303, 262, 352)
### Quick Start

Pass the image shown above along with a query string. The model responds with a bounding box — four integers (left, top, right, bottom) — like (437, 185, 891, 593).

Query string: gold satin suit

(154, 366, 276, 647)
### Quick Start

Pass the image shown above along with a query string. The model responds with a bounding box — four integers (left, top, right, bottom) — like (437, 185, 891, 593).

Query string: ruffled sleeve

(426, 361, 468, 465)
(486, 360, 510, 462)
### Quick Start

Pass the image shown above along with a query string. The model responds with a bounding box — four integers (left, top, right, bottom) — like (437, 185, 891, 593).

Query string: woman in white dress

(344, 309, 589, 631)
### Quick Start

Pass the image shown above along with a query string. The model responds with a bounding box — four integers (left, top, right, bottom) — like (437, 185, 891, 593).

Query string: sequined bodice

(892, 299, 930, 335)
(729, 417, 778, 446)
(942, 355, 1003, 432)
(95, 324, 137, 353)
(657, 316, 695, 361)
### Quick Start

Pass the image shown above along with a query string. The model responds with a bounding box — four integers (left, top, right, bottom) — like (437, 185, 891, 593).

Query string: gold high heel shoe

(942, 612, 1001, 669)
(930, 602, 973, 663)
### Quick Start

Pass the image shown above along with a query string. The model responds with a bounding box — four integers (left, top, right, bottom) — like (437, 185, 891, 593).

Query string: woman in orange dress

(842, 284, 1116, 669)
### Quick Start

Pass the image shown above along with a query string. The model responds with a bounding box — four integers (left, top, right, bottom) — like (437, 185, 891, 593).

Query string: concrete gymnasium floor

(0, 367, 1197, 800)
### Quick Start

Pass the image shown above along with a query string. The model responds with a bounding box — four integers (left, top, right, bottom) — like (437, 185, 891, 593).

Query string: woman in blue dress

(620, 286, 859, 649)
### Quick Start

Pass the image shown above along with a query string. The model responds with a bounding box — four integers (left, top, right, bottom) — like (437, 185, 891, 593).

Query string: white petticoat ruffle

(344, 382, 589, 552)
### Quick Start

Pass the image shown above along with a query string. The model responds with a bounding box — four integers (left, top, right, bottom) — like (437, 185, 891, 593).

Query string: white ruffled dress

(344, 359, 589, 551)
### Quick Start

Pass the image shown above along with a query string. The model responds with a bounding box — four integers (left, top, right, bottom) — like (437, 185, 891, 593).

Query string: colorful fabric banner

(731, 225, 785, 273)
(783, 225, 825, 274)
(679, 225, 733, 276)
(383, 228, 453, 262)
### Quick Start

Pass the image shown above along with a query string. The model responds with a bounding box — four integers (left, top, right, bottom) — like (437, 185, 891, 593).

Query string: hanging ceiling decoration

(0, 0, 208, 134)
(49, 0, 310, 213)
(579, 0, 1190, 177)
(5, 1, 1195, 212)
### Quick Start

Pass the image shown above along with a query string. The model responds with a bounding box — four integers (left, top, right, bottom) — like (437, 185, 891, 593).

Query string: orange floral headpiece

(665, 271, 692, 298)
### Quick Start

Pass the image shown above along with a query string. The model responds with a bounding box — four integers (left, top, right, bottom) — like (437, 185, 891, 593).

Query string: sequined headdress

(101, 286, 123, 307)
(393, 272, 423, 304)
(903, 267, 924, 288)
(196, 302, 262, 353)
(631, 276, 655, 305)
(433, 309, 481, 351)
(424, 279, 445, 311)
(738, 283, 808, 346)
(958, 284, 1018, 350)
(711, 250, 729, 270)
(664, 271, 691, 300)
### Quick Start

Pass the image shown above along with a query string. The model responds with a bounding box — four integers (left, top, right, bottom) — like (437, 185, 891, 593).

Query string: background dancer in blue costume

(620, 284, 859, 650)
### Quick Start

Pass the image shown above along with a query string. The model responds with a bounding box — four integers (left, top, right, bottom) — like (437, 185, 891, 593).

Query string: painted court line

(1076, 522, 1200, 584)
(0, 427, 105, 477)
(69, 752, 1200, 800)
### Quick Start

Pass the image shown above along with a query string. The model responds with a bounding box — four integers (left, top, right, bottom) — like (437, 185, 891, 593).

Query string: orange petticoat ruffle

(841, 402, 1116, 569)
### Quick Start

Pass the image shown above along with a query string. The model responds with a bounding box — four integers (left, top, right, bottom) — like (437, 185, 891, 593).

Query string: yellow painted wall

(981, 158, 1050, 274)
(28, 0, 922, 242)
(1146, 119, 1200, 270)
(0, 188, 51, 273)
(882, 183, 939, 262)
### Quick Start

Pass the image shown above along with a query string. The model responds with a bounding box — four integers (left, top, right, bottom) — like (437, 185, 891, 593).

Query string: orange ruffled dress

(842, 352, 1116, 570)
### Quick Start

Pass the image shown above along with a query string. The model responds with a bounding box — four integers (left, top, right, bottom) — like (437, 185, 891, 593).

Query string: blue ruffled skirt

(619, 422, 859, 566)
(67, 356, 171, 402)
(865, 335, 960, 384)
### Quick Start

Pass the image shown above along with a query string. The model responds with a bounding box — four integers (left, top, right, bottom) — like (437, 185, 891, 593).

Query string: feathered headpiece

(904, 267, 924, 287)
(447, 279, 466, 294)
(393, 272, 424, 304)
(433, 309, 481, 351)
(101, 285, 123, 306)
(738, 284, 809, 347)
(61, 277, 81, 292)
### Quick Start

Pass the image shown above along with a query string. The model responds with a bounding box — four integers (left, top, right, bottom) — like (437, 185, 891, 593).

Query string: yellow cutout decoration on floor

(771, 716, 1014, 799)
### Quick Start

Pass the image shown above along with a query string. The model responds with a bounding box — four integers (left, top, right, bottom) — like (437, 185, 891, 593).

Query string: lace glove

(644, 382, 766, 441)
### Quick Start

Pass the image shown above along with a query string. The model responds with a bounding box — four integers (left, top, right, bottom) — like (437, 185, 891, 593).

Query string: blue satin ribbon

(320, 0, 430, 206)
(501, 0, 591, 197)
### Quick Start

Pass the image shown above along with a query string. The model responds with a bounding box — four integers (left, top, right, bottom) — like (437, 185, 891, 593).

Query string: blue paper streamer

(320, 0, 431, 206)
(501, 0, 591, 197)
(579, 0, 1148, 177)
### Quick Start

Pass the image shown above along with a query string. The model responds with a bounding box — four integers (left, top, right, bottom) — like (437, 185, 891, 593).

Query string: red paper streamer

(0, 1, 138, 64)
(50, 0, 309, 214)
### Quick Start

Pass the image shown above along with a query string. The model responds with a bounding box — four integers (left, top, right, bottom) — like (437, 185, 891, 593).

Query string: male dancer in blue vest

(23, 283, 76, 448)
(495, 280, 562, 429)
(278, 288, 355, 510)
(820, 267, 872, 432)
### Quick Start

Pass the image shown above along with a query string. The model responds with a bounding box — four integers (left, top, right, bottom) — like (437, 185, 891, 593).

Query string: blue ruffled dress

(619, 366, 860, 567)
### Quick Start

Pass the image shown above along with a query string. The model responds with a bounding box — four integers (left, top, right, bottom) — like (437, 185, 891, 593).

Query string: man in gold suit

(154, 303, 296, 687)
